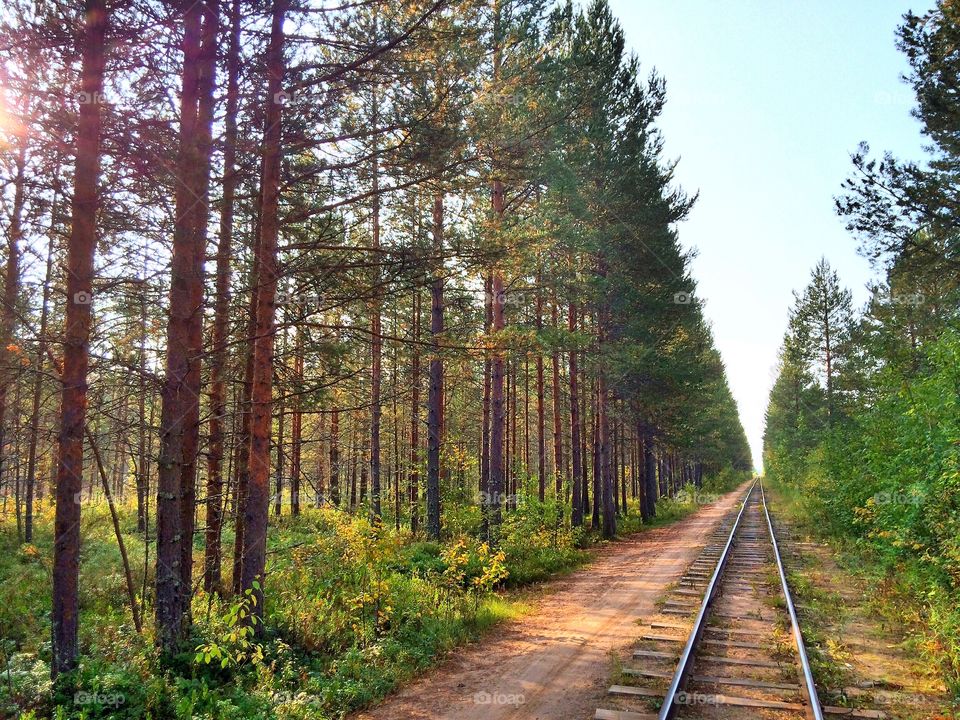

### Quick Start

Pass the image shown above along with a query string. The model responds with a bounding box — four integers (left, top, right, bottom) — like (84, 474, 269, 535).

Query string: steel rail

(759, 480, 824, 720)
(656, 479, 758, 720)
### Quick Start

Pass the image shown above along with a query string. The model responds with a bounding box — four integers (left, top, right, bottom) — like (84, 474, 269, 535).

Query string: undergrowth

(0, 473, 746, 719)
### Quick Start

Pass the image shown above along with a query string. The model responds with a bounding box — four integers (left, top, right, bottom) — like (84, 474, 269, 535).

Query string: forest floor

(351, 482, 750, 720)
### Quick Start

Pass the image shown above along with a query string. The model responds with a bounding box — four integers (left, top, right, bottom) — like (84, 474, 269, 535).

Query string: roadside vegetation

(0, 471, 744, 719)
(763, 1, 960, 698)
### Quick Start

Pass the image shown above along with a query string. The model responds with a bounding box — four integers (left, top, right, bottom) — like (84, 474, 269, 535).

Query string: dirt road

(353, 485, 748, 720)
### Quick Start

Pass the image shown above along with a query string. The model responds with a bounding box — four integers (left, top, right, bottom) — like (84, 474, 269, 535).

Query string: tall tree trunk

(488, 180, 506, 536)
(618, 412, 627, 514)
(369, 88, 383, 523)
(568, 302, 582, 527)
(359, 447, 368, 504)
(24, 199, 56, 544)
(580, 316, 590, 520)
(523, 354, 530, 473)
(240, 0, 287, 633)
(0, 100, 27, 528)
(611, 404, 619, 516)
(231, 252, 260, 594)
(426, 193, 444, 540)
(507, 358, 517, 510)
(535, 273, 545, 502)
(273, 323, 287, 517)
(391, 311, 400, 529)
(273, 415, 285, 513)
(290, 327, 303, 516)
(205, 0, 240, 594)
(409, 290, 421, 533)
(550, 297, 563, 500)
(156, 0, 218, 650)
(329, 406, 340, 505)
(316, 409, 326, 506)
(136, 252, 149, 533)
(51, 0, 107, 677)
(643, 427, 656, 519)
(591, 377, 600, 528)
(599, 373, 615, 538)
(349, 426, 358, 508)
(480, 273, 492, 502)
(180, 0, 217, 614)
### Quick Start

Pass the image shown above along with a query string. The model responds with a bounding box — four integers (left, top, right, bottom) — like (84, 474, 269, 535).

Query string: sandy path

(353, 484, 748, 720)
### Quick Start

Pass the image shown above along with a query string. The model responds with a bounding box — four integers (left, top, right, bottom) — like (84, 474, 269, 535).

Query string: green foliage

(497, 496, 586, 585)
(766, 280, 960, 691)
(195, 588, 264, 670)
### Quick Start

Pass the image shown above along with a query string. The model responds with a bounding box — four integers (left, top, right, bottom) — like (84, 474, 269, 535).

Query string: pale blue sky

(608, 0, 930, 469)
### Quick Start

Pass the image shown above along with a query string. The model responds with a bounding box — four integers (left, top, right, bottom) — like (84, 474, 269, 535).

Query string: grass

(0, 473, 746, 719)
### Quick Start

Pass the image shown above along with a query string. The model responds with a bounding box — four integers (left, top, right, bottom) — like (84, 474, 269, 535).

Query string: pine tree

(50, 0, 108, 677)
(788, 258, 854, 422)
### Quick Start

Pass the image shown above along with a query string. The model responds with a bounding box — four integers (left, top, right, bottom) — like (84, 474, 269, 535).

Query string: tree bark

(480, 273, 492, 504)
(591, 377, 600, 529)
(535, 273, 545, 502)
(231, 252, 259, 594)
(156, 0, 218, 650)
(24, 198, 56, 544)
(488, 179, 507, 536)
(316, 409, 326, 506)
(409, 290, 421, 533)
(330, 406, 340, 505)
(205, 0, 241, 594)
(290, 327, 303, 516)
(240, 0, 287, 633)
(426, 193, 444, 540)
(273, 323, 287, 517)
(643, 427, 656, 519)
(369, 87, 383, 523)
(51, 0, 107, 677)
(0, 99, 27, 534)
(550, 297, 563, 500)
(568, 302, 582, 527)
(136, 252, 149, 533)
(599, 372, 615, 538)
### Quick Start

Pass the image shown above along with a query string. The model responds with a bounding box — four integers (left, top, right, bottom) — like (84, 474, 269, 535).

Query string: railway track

(595, 481, 886, 720)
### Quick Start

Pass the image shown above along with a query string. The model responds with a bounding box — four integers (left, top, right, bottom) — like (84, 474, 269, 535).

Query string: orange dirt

(351, 485, 749, 720)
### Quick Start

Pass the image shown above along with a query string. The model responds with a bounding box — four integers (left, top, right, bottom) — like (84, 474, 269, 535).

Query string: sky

(607, 0, 931, 470)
